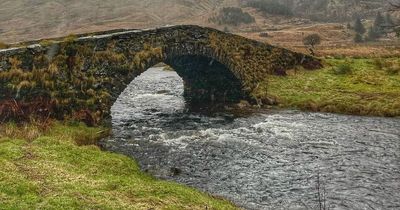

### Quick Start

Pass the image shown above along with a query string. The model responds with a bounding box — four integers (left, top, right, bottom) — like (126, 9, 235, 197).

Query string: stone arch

(116, 42, 249, 107)
(0, 25, 321, 125)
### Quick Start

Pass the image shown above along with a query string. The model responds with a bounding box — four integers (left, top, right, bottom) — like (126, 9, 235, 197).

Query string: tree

(366, 26, 379, 41)
(373, 12, 385, 37)
(385, 13, 395, 27)
(354, 17, 366, 34)
(374, 12, 385, 28)
(303, 34, 322, 56)
(354, 33, 363, 43)
(389, 1, 400, 38)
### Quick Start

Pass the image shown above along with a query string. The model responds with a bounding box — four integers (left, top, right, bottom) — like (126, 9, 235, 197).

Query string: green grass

(253, 58, 400, 117)
(0, 122, 238, 209)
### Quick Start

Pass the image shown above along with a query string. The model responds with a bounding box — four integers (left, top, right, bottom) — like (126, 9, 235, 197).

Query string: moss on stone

(0, 25, 319, 125)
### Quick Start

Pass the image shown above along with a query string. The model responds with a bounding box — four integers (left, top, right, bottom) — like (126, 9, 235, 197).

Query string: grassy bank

(254, 58, 400, 117)
(0, 122, 238, 209)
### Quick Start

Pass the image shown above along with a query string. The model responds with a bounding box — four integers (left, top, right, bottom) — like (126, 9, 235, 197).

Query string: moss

(256, 58, 400, 117)
(132, 46, 164, 71)
(208, 31, 316, 91)
(0, 122, 238, 209)
(63, 34, 78, 43)
(39, 40, 56, 47)
(0, 42, 122, 124)
(0, 26, 319, 125)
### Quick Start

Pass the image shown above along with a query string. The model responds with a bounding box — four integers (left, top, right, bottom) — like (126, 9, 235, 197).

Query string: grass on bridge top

(0, 122, 238, 210)
(255, 58, 400, 117)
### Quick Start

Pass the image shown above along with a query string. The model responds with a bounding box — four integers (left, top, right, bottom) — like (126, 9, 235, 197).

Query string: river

(100, 67, 400, 210)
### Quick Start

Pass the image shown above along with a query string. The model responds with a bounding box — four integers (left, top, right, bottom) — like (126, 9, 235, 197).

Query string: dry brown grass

(0, 41, 8, 49)
(0, 121, 50, 142)
(0, 120, 110, 146)
(72, 127, 110, 146)
(290, 44, 400, 58)
(238, 22, 400, 58)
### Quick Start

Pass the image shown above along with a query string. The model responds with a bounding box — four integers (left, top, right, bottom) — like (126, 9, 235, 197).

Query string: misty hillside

(0, 0, 393, 43)
(287, 0, 387, 21)
(0, 0, 238, 42)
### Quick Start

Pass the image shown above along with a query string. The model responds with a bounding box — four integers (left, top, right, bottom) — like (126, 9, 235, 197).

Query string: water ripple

(101, 68, 400, 210)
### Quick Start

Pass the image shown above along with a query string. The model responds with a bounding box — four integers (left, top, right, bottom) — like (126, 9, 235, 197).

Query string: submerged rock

(156, 90, 170, 94)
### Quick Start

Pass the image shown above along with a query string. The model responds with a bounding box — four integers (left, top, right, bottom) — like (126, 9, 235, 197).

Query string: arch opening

(112, 54, 250, 113)
(164, 55, 248, 106)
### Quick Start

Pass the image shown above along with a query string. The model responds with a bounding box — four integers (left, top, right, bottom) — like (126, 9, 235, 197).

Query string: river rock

(236, 100, 251, 109)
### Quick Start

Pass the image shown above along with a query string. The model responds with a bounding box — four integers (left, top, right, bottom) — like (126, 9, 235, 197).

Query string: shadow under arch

(165, 54, 246, 105)
(111, 43, 251, 110)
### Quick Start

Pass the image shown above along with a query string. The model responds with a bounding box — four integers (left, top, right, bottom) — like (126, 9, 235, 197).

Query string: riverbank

(0, 122, 238, 209)
(254, 58, 400, 117)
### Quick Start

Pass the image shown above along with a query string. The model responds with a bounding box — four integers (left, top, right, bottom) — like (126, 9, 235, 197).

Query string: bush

(385, 65, 400, 75)
(372, 59, 400, 75)
(373, 58, 384, 70)
(303, 34, 322, 47)
(303, 34, 322, 56)
(354, 33, 363, 43)
(259, 32, 269, 37)
(333, 63, 352, 75)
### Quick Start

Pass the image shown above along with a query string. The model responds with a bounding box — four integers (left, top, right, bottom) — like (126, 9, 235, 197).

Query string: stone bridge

(0, 25, 320, 125)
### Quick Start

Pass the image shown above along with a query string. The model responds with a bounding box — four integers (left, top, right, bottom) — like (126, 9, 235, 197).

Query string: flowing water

(101, 67, 400, 210)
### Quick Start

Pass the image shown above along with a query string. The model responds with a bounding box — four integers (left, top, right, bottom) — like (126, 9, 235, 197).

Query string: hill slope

(289, 0, 387, 21)
(0, 0, 393, 43)
(0, 0, 238, 43)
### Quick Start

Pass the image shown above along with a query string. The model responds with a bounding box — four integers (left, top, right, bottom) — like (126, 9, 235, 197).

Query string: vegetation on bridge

(0, 26, 318, 125)
(0, 121, 238, 209)
(0, 38, 164, 125)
